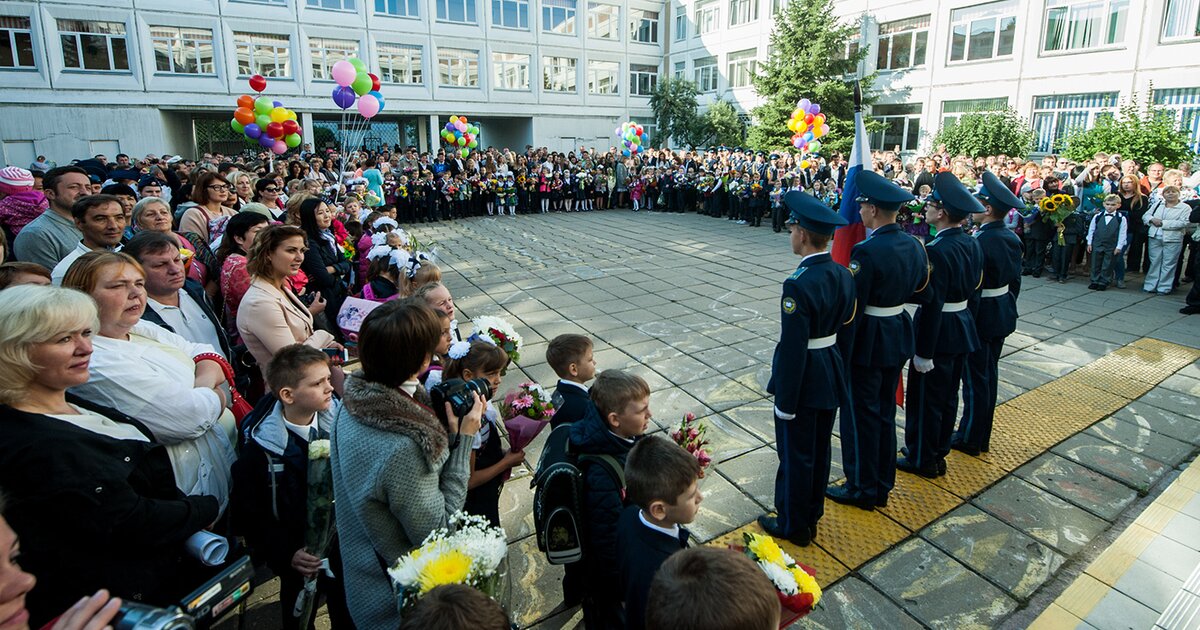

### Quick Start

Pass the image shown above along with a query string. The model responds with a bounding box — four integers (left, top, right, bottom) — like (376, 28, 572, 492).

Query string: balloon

(270, 107, 288, 123)
(351, 72, 372, 96)
(230, 119, 245, 134)
(811, 104, 820, 115)
(287, 110, 297, 121)
(258, 134, 275, 148)
(285, 133, 302, 148)
(249, 74, 267, 93)
(457, 136, 466, 146)
(800, 159, 810, 169)
(255, 114, 271, 129)
(468, 140, 478, 148)
(234, 107, 255, 125)
(622, 149, 631, 157)
(809, 140, 822, 153)
(459, 116, 468, 123)
(814, 114, 825, 126)
(804, 113, 814, 124)
(332, 60, 357, 86)
(357, 94, 380, 118)
(254, 97, 273, 115)
(369, 73, 381, 92)
(282, 119, 299, 135)
(459, 147, 469, 158)
(332, 85, 356, 109)
(798, 98, 811, 111)
(272, 140, 288, 155)
(349, 57, 368, 73)
(266, 122, 284, 138)
(804, 131, 814, 141)
(237, 95, 254, 109)
(244, 123, 262, 139)
(450, 115, 459, 123)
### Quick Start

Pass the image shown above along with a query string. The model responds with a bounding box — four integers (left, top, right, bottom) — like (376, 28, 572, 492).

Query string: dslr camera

(430, 378, 492, 424)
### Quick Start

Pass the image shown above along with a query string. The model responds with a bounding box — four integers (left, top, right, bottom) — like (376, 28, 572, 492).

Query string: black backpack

(530, 423, 624, 565)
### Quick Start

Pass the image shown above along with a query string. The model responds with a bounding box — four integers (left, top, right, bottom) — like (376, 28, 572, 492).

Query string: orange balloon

(237, 94, 254, 110)
(234, 107, 255, 125)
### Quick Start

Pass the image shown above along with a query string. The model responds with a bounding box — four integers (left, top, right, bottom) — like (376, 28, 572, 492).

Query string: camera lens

(113, 602, 195, 630)
(464, 377, 493, 401)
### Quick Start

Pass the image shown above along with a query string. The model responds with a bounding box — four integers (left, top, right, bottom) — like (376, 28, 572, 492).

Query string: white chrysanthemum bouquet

(388, 512, 508, 611)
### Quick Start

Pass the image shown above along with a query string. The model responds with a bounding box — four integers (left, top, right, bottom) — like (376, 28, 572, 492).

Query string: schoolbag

(530, 423, 624, 565)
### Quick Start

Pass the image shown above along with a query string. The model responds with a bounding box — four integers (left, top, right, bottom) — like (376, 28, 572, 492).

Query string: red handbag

(194, 352, 254, 424)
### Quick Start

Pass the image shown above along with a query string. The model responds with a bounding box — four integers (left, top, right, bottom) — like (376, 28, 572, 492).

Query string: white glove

(913, 356, 935, 373)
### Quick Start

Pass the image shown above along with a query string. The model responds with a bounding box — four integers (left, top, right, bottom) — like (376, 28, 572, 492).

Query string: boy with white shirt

(1087, 194, 1128, 291)
(546, 333, 598, 430)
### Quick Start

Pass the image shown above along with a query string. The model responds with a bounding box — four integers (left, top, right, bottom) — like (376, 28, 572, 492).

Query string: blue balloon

(622, 149, 631, 157)
(244, 123, 262, 139)
(258, 134, 275, 148)
(331, 85, 356, 110)
(273, 100, 282, 108)
(368, 90, 384, 107)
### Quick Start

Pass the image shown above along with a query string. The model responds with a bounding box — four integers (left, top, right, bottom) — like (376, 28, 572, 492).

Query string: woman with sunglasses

(253, 178, 286, 221)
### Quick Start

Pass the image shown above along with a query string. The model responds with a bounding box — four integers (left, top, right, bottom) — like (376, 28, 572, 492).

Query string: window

(378, 42, 422, 84)
(673, 59, 685, 78)
(586, 59, 616, 94)
(876, 15, 929, 71)
(1163, 0, 1200, 40)
(1154, 87, 1200, 152)
(674, 12, 687, 40)
(438, 0, 478, 22)
(438, 47, 478, 86)
(309, 37, 357, 80)
(949, 0, 1016, 62)
(695, 2, 719, 34)
(234, 32, 290, 77)
(150, 26, 214, 75)
(630, 63, 657, 95)
(588, 3, 619, 39)
(307, 0, 356, 10)
(1031, 92, 1117, 152)
(870, 103, 922, 152)
(543, 0, 577, 34)
(1043, 0, 1129, 52)
(544, 55, 577, 91)
(376, 0, 420, 17)
(0, 16, 35, 69)
(630, 9, 658, 42)
(727, 48, 756, 88)
(235, 0, 285, 4)
(492, 51, 529, 89)
(941, 97, 1008, 128)
(492, 0, 529, 28)
(693, 55, 716, 91)
(58, 20, 128, 72)
(729, 0, 757, 26)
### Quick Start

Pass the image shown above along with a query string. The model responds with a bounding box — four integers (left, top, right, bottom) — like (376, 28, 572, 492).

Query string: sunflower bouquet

(388, 511, 508, 612)
(742, 532, 821, 616)
(1038, 193, 1076, 245)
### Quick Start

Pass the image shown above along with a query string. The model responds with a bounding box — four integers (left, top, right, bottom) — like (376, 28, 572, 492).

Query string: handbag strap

(194, 352, 237, 384)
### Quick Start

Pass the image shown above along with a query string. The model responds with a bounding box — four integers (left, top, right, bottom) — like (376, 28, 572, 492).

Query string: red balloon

(294, 125, 303, 137)
(249, 74, 267, 93)
(266, 122, 284, 138)
(369, 73, 381, 92)
(282, 119, 299, 135)
(804, 113, 815, 124)
(237, 94, 254, 109)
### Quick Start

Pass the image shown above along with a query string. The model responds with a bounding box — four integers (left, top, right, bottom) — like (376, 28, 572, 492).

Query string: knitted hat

(0, 166, 34, 188)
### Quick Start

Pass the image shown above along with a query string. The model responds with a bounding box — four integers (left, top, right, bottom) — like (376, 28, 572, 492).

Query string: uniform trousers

(773, 409, 835, 537)
(904, 354, 966, 470)
(957, 336, 1005, 451)
(840, 365, 901, 503)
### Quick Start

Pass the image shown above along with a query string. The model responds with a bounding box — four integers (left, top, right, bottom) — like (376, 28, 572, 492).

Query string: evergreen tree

(650, 77, 704, 148)
(706, 99, 746, 147)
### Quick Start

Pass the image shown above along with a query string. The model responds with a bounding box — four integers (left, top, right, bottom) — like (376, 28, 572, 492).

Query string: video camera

(112, 556, 254, 630)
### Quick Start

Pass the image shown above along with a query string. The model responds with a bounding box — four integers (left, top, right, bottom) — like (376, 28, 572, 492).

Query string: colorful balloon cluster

(330, 57, 385, 119)
(440, 115, 478, 159)
(615, 122, 648, 157)
(230, 75, 301, 155)
(787, 98, 829, 156)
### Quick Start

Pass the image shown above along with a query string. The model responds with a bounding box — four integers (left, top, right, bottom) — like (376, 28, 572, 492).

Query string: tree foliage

(705, 99, 745, 147)
(932, 108, 1037, 158)
(1060, 91, 1196, 167)
(650, 77, 706, 148)
(748, 0, 874, 155)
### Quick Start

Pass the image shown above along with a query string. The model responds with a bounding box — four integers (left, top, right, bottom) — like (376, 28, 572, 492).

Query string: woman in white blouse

(1143, 185, 1194, 295)
(62, 251, 237, 513)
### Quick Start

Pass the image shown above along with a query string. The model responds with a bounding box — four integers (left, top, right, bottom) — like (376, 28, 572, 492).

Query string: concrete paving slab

(1084, 417, 1195, 467)
(802, 577, 924, 630)
(1083, 586, 1161, 630)
(680, 374, 763, 412)
(1110, 403, 1200, 446)
(1052, 433, 1169, 494)
(688, 467, 764, 543)
(974, 477, 1110, 556)
(1139, 386, 1200, 420)
(713, 446, 777, 510)
(1015, 453, 1139, 522)
(1112, 559, 1185, 613)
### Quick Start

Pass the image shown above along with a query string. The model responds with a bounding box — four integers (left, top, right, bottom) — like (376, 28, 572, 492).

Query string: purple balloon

(331, 85, 356, 110)
(244, 123, 262, 139)
(273, 100, 282, 108)
(811, 103, 821, 115)
(258, 134, 275, 148)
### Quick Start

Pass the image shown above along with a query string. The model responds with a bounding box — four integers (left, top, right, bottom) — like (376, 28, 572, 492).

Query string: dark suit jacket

(617, 506, 689, 630)
(550, 380, 597, 429)
(971, 221, 1023, 340)
(141, 278, 232, 359)
(912, 227, 984, 358)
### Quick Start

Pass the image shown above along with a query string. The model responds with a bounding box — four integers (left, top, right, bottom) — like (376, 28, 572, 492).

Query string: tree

(1060, 91, 1196, 168)
(650, 77, 706, 148)
(932, 108, 1037, 158)
(748, 0, 874, 155)
(705, 99, 746, 147)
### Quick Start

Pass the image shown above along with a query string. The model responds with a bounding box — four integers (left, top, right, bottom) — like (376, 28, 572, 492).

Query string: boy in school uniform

(546, 333, 599, 430)
(618, 435, 703, 630)
(647, 547, 781, 630)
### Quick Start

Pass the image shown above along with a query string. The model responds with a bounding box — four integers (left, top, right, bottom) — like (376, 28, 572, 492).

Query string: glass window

(1030, 92, 1118, 151)
(941, 97, 1008, 127)
(876, 15, 929, 71)
(693, 55, 716, 91)
(233, 0, 285, 4)
(437, 0, 477, 23)
(629, 62, 657, 95)
(673, 59, 685, 78)
(492, 0, 529, 28)
(586, 58, 617, 94)
(1154, 87, 1200, 152)
(674, 12, 687, 40)
(588, 3, 619, 39)
(376, 0, 420, 17)
(630, 9, 658, 43)
(309, 37, 357, 80)
(378, 42, 422, 84)
(234, 31, 290, 78)
(543, 0, 577, 34)
(545, 55, 577, 92)
(0, 16, 36, 69)
(695, 2, 719, 35)
(492, 51, 529, 89)
(870, 103, 922, 152)
(949, 0, 1017, 62)
(307, 0, 356, 10)
(726, 48, 756, 88)
(438, 47, 478, 86)
(1043, 0, 1128, 52)
(150, 26, 214, 75)
(58, 19, 129, 72)
(729, 0, 757, 26)
(1162, 0, 1200, 40)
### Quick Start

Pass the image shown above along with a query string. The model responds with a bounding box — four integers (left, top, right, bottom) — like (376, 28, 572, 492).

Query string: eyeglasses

(207, 185, 230, 191)
(262, 187, 279, 193)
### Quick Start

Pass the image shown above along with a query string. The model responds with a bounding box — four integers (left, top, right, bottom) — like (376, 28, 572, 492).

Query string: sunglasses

(262, 186, 279, 192)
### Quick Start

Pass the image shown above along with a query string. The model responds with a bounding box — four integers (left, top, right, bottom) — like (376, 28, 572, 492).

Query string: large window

(871, 103, 922, 152)
(492, 0, 529, 28)
(876, 15, 929, 71)
(949, 0, 1016, 62)
(310, 37, 357, 80)
(376, 0, 420, 17)
(1043, 0, 1129, 52)
(588, 3, 620, 39)
(150, 26, 214, 75)
(1154, 87, 1200, 152)
(729, 0, 757, 26)
(694, 55, 717, 91)
(727, 48, 756, 88)
(492, 51, 529, 89)
(941, 97, 1008, 128)
(438, 0, 478, 22)
(695, 2, 719, 34)
(586, 59, 617, 94)
(234, 32, 290, 77)
(630, 9, 658, 42)
(438, 47, 478, 86)
(543, 0, 577, 34)
(674, 12, 687, 40)
(544, 55, 577, 92)
(1031, 92, 1117, 152)
(630, 62, 657, 95)
(0, 17, 35, 69)
(59, 20, 128, 72)
(1163, 0, 1200, 40)
(378, 42, 422, 84)
(307, 0, 356, 10)
(673, 59, 685, 78)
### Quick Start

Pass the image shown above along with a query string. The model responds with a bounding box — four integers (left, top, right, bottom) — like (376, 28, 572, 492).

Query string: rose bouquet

(670, 412, 713, 477)
(470, 315, 523, 369)
(742, 532, 821, 616)
(388, 512, 509, 612)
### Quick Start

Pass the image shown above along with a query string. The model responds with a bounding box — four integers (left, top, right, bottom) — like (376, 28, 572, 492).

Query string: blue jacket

(971, 221, 1023, 341)
(617, 506, 688, 630)
(550, 380, 597, 430)
(912, 227, 984, 358)
(568, 405, 635, 595)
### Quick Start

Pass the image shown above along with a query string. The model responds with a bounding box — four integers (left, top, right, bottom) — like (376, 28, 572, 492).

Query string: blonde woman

(1143, 186, 1193, 294)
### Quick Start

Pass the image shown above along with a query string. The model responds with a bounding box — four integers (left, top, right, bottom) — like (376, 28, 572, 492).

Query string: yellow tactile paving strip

(712, 338, 1200, 590)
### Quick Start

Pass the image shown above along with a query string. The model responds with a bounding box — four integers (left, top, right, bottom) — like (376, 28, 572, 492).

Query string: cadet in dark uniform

(759, 192, 856, 546)
(953, 171, 1023, 455)
(828, 171, 928, 510)
(900, 172, 984, 478)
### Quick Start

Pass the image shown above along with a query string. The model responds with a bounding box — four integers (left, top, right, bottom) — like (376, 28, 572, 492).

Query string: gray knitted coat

(331, 374, 473, 628)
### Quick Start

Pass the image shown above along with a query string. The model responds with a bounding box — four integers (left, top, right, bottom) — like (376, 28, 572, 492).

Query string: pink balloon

(357, 94, 380, 119)
(332, 60, 357, 87)
(272, 140, 288, 155)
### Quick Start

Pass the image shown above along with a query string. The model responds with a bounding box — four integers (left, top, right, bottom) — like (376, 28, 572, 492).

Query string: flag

(831, 98, 871, 266)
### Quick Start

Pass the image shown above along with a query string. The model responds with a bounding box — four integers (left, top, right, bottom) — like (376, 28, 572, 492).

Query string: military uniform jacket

(912, 226, 984, 358)
(767, 252, 857, 414)
(837, 223, 929, 368)
(970, 221, 1023, 341)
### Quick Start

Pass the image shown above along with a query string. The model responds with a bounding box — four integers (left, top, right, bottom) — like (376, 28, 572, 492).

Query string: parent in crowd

(0, 262, 51, 290)
(132, 196, 218, 294)
(1118, 175, 1149, 274)
(0, 285, 219, 627)
(1143, 185, 1193, 295)
(12, 166, 89, 269)
(179, 172, 236, 245)
(253, 178, 285, 220)
(216, 210, 270, 342)
(332, 298, 483, 628)
(296, 197, 351, 329)
(0, 166, 47, 238)
(61, 252, 236, 512)
(50, 195, 126, 284)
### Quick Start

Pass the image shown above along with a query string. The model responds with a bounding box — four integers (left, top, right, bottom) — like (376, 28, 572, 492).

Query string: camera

(430, 378, 492, 424)
(114, 556, 254, 630)
(113, 603, 194, 630)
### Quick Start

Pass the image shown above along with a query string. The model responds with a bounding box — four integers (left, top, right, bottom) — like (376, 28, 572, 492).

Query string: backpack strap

(579, 454, 625, 490)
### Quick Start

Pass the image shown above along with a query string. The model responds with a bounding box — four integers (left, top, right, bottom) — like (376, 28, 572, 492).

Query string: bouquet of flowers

(444, 183, 459, 199)
(388, 512, 508, 612)
(742, 532, 821, 616)
(499, 382, 555, 478)
(670, 412, 713, 477)
(1039, 194, 1076, 245)
(397, 184, 408, 199)
(470, 315, 522, 370)
(750, 182, 763, 195)
(294, 438, 335, 627)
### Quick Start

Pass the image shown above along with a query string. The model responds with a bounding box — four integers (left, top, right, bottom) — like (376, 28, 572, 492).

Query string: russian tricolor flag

(831, 99, 870, 267)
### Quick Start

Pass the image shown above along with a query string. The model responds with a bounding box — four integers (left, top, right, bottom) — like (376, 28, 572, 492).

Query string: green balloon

(285, 133, 302, 148)
(256, 114, 271, 129)
(231, 118, 245, 134)
(254, 97, 273, 115)
(459, 147, 469, 158)
(349, 57, 367, 73)
(351, 73, 372, 96)
(468, 139, 478, 148)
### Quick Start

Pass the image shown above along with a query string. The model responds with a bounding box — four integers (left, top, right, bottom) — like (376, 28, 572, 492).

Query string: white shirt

(52, 406, 150, 442)
(638, 510, 681, 538)
(148, 290, 227, 360)
(51, 242, 104, 285)
(559, 380, 589, 393)
(284, 414, 319, 442)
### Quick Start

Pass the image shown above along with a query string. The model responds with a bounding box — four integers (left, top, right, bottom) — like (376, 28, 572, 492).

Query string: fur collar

(342, 373, 447, 464)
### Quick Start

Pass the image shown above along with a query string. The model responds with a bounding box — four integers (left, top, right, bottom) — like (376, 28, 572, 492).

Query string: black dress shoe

(825, 485, 876, 510)
(1181, 305, 1200, 315)
(809, 522, 818, 542)
(1088, 283, 1098, 290)
(876, 495, 889, 508)
(950, 440, 981, 456)
(757, 515, 811, 547)
(896, 457, 938, 478)
(937, 459, 947, 476)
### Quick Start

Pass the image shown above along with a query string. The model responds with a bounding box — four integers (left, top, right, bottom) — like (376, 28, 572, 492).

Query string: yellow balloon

(287, 110, 298, 121)
(450, 115, 459, 123)
(270, 107, 288, 123)
(812, 127, 822, 139)
(801, 160, 810, 168)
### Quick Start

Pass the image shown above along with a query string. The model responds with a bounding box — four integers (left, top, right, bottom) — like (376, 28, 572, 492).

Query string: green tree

(932, 107, 1037, 158)
(1060, 91, 1196, 167)
(748, 0, 873, 155)
(650, 77, 705, 148)
(705, 99, 746, 147)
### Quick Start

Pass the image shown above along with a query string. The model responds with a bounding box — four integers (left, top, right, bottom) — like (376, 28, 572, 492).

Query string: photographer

(331, 298, 483, 628)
